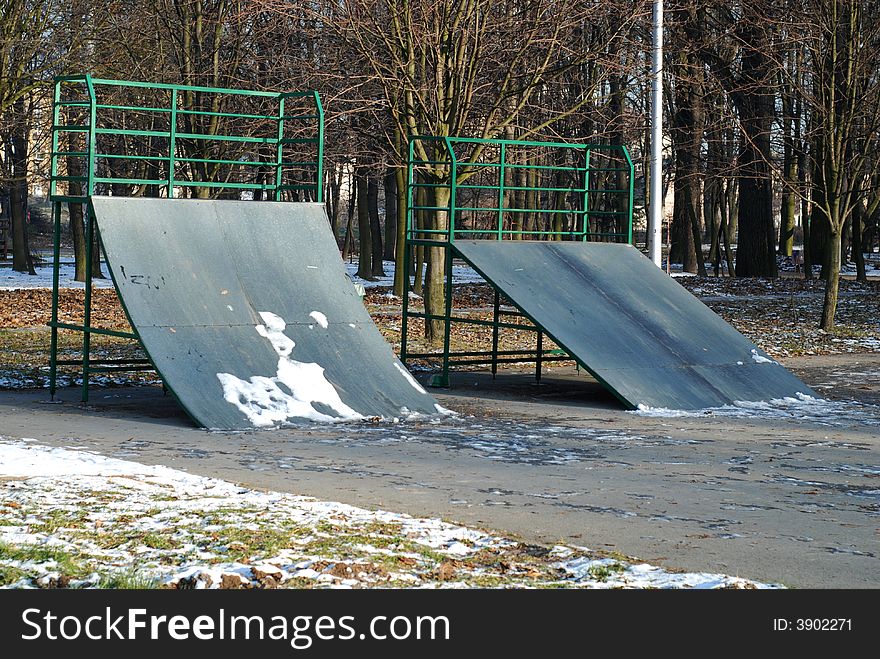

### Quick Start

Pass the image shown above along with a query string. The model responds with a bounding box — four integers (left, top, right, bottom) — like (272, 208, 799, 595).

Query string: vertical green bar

(49, 199, 62, 398)
(491, 289, 500, 378)
(582, 149, 592, 241)
(49, 80, 63, 397)
(440, 152, 456, 386)
(535, 331, 543, 383)
(313, 91, 324, 202)
(168, 89, 177, 198)
(275, 95, 285, 201)
(497, 143, 506, 240)
(624, 146, 635, 245)
(81, 76, 97, 402)
(400, 138, 416, 365)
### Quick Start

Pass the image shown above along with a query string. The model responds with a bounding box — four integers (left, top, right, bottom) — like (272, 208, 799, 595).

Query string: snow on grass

(346, 260, 484, 289)
(0, 262, 116, 291)
(0, 439, 776, 589)
(633, 393, 880, 427)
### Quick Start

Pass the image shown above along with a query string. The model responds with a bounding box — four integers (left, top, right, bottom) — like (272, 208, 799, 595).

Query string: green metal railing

(48, 74, 324, 401)
(400, 135, 634, 386)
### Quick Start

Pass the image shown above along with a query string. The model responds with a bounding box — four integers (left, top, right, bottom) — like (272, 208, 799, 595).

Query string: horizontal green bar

(48, 322, 138, 340)
(408, 349, 564, 359)
(52, 151, 89, 157)
(90, 77, 280, 98)
(452, 229, 583, 235)
(96, 103, 170, 114)
(95, 127, 168, 138)
(176, 156, 275, 167)
(453, 207, 585, 214)
(446, 136, 590, 150)
(446, 356, 569, 367)
(93, 177, 166, 186)
(277, 185, 319, 191)
(458, 162, 582, 172)
(177, 108, 277, 120)
(88, 365, 155, 373)
(177, 132, 277, 144)
(184, 181, 276, 190)
(453, 184, 583, 193)
(405, 312, 535, 332)
(97, 153, 167, 162)
(55, 358, 151, 366)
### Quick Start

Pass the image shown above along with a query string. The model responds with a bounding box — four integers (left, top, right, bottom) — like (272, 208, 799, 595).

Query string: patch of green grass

(0, 541, 89, 579)
(29, 509, 89, 534)
(139, 532, 179, 550)
(97, 569, 160, 589)
(0, 564, 28, 586)
(587, 562, 627, 583)
(211, 526, 301, 560)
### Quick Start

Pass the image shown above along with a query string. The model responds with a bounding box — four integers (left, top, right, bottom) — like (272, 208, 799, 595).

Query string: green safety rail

(48, 74, 324, 401)
(400, 135, 634, 385)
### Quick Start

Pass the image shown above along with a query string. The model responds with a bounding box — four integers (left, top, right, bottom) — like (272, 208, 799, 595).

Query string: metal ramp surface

(452, 240, 816, 410)
(91, 196, 439, 429)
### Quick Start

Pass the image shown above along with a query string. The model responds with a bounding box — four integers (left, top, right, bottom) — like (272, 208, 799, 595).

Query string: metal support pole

(491, 289, 500, 378)
(648, 0, 664, 267)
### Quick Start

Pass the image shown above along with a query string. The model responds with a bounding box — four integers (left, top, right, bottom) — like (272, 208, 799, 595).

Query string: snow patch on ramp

(217, 312, 363, 426)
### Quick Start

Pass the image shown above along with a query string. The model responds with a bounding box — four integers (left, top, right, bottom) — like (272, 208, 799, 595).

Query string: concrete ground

(0, 353, 878, 588)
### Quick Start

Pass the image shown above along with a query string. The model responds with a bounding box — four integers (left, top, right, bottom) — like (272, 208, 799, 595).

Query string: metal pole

(648, 0, 664, 267)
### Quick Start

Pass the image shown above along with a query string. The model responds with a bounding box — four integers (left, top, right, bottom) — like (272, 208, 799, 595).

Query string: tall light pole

(648, 0, 664, 267)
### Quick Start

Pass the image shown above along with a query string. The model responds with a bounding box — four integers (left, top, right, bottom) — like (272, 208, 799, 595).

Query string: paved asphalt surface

(0, 353, 878, 588)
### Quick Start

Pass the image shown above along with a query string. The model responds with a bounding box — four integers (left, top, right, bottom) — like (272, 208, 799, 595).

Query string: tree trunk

(368, 176, 385, 277)
(8, 104, 34, 275)
(423, 184, 449, 343)
(820, 229, 841, 331)
(686, 187, 708, 277)
(329, 165, 342, 243)
(853, 200, 866, 282)
(383, 171, 397, 262)
(355, 167, 372, 279)
(393, 165, 408, 296)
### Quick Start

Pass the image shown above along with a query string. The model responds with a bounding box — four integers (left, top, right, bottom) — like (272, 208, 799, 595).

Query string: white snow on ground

(309, 311, 329, 329)
(2, 253, 877, 291)
(0, 262, 115, 290)
(345, 260, 484, 289)
(217, 311, 363, 426)
(633, 392, 880, 427)
(0, 439, 777, 589)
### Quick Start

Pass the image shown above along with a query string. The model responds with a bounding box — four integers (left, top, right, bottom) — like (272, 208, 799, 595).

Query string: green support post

(48, 74, 324, 398)
(401, 134, 634, 388)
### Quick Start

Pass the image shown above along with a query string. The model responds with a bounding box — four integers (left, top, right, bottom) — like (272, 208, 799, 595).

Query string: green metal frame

(48, 74, 324, 401)
(400, 135, 634, 386)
